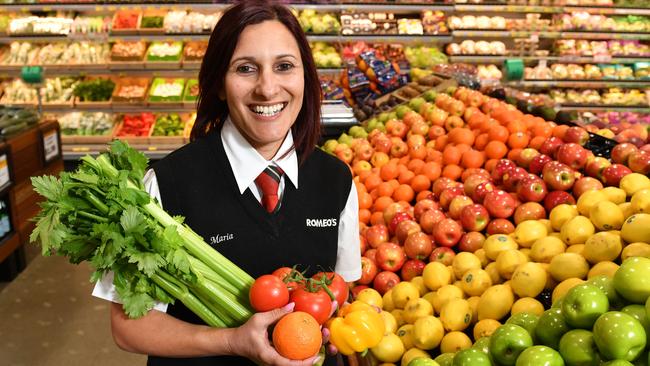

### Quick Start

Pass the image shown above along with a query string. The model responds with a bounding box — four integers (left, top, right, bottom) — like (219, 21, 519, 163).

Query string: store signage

(42, 129, 60, 163)
(0, 154, 10, 189)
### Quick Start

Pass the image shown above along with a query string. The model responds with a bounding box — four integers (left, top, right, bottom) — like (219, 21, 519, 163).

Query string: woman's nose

(255, 67, 280, 98)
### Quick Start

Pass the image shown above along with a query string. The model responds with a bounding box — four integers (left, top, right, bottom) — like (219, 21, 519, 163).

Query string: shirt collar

(220, 116, 298, 194)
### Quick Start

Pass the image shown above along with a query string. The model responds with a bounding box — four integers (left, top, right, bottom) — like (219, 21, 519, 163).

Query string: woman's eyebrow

(230, 54, 299, 64)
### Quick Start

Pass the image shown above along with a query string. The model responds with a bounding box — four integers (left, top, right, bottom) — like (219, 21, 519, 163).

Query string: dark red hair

(192, 0, 322, 163)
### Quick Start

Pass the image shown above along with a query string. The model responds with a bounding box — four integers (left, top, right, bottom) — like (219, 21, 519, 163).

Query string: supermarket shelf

(455, 4, 650, 15)
(507, 79, 650, 88)
(452, 30, 650, 40)
(557, 104, 650, 112)
(63, 144, 182, 161)
(37, 104, 196, 113)
(449, 55, 650, 64)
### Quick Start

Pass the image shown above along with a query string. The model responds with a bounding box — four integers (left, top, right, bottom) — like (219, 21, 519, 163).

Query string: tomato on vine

(249, 274, 290, 312)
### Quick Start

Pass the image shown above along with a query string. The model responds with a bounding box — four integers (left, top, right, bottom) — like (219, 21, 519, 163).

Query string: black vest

(148, 130, 352, 366)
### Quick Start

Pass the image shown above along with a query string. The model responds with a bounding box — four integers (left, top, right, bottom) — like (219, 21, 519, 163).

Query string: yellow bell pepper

(326, 301, 385, 356)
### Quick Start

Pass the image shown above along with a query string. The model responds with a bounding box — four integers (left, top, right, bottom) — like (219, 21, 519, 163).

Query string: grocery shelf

(62, 143, 182, 161)
(454, 4, 650, 15)
(449, 55, 650, 64)
(557, 104, 650, 112)
(507, 79, 650, 89)
(452, 30, 650, 40)
(37, 104, 195, 113)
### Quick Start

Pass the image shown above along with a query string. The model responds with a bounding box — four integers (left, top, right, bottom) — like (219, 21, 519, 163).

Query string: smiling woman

(98, 1, 361, 366)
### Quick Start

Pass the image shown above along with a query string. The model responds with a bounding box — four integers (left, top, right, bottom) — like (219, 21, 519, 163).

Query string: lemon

(485, 262, 503, 285)
(588, 261, 619, 278)
(460, 268, 493, 297)
(550, 204, 579, 231)
(440, 298, 472, 332)
(433, 285, 465, 315)
(539, 262, 558, 290)
(452, 252, 482, 280)
(357, 288, 384, 308)
(400, 348, 431, 366)
(473, 319, 501, 340)
(392, 309, 406, 328)
(483, 234, 518, 260)
(475, 249, 489, 268)
(631, 189, 650, 213)
(370, 333, 405, 363)
(520, 248, 531, 259)
(410, 276, 428, 297)
(511, 297, 545, 316)
(422, 262, 452, 291)
(619, 202, 635, 219)
(549, 253, 590, 281)
(583, 231, 623, 264)
(511, 262, 547, 298)
(422, 291, 436, 311)
(496, 249, 528, 280)
(577, 190, 608, 216)
(513, 220, 548, 248)
(621, 242, 650, 261)
(467, 296, 480, 325)
(448, 266, 456, 281)
(602, 186, 627, 204)
(396, 324, 415, 349)
(621, 213, 650, 243)
(401, 348, 432, 366)
(530, 236, 567, 263)
(392, 282, 420, 309)
(560, 215, 595, 245)
(383, 290, 395, 311)
(412, 315, 445, 351)
(552, 278, 585, 304)
(590, 200, 625, 231)
(440, 331, 472, 354)
(539, 219, 553, 234)
(402, 298, 434, 324)
(381, 311, 398, 333)
(566, 244, 585, 255)
(620, 173, 650, 196)
(478, 284, 514, 321)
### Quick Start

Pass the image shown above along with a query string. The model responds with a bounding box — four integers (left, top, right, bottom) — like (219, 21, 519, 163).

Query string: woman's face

(224, 20, 305, 159)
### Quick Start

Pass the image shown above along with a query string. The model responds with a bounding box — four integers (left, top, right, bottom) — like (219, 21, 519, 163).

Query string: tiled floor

(0, 245, 146, 366)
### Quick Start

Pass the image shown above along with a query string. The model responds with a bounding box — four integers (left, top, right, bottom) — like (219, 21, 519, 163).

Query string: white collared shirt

(93, 117, 361, 312)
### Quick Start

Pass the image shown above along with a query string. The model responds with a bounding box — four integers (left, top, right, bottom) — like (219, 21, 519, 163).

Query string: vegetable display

(152, 113, 184, 137)
(116, 113, 155, 137)
(73, 78, 116, 102)
(326, 301, 385, 356)
(30, 141, 254, 327)
(59, 112, 114, 136)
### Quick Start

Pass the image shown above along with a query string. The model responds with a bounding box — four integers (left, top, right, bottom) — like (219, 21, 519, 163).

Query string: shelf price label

(593, 54, 612, 63)
(72, 147, 90, 152)
(530, 33, 539, 42)
(0, 154, 9, 189)
(147, 146, 158, 151)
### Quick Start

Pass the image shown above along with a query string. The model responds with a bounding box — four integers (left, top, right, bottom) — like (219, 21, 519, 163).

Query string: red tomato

(290, 286, 332, 325)
(312, 271, 349, 306)
(249, 274, 290, 312)
(272, 267, 299, 291)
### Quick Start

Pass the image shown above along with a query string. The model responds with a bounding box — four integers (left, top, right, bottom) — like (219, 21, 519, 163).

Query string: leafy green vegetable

(30, 141, 253, 326)
(74, 79, 116, 102)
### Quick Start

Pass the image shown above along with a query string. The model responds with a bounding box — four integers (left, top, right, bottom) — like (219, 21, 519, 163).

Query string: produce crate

(73, 76, 116, 109)
(109, 41, 147, 70)
(113, 113, 155, 145)
(138, 9, 166, 35)
(182, 79, 198, 108)
(183, 112, 196, 144)
(181, 41, 207, 70)
(42, 98, 74, 110)
(149, 112, 190, 145)
(111, 10, 142, 35)
(112, 77, 150, 106)
(144, 41, 183, 69)
(73, 127, 116, 145)
(147, 77, 185, 107)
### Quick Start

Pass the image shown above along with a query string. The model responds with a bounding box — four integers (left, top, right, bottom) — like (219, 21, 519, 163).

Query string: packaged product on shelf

(297, 9, 340, 35)
(421, 10, 448, 35)
(320, 76, 346, 102)
(0, 79, 37, 105)
(41, 77, 80, 106)
(584, 64, 603, 79)
(35, 42, 109, 66)
(477, 64, 503, 81)
(0, 42, 39, 66)
(526, 62, 553, 80)
(635, 62, 650, 79)
(163, 10, 221, 34)
(0, 14, 9, 34)
(9, 16, 73, 36)
(148, 78, 185, 104)
(111, 9, 141, 34)
(397, 18, 423, 35)
(340, 11, 397, 35)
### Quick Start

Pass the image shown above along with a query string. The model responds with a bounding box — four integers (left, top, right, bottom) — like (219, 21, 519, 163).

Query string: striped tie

(255, 165, 283, 213)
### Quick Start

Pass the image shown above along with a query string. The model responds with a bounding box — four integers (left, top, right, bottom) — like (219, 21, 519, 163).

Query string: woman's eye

(276, 63, 294, 72)
(236, 65, 255, 73)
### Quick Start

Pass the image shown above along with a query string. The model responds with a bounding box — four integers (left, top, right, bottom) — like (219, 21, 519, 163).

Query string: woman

(93, 1, 361, 365)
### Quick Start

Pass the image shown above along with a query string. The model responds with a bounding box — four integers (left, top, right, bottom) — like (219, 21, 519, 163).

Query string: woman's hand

(228, 302, 321, 366)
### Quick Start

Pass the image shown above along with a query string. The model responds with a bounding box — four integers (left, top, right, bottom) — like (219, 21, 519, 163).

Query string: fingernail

(282, 302, 295, 312)
(312, 356, 321, 365)
(332, 300, 338, 309)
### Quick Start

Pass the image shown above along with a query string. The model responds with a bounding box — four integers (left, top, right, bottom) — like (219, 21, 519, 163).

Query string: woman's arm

(110, 302, 319, 365)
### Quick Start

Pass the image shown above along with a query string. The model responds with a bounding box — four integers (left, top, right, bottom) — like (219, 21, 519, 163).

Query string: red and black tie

(255, 165, 284, 213)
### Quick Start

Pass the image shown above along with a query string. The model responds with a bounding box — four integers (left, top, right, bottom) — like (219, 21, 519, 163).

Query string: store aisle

(0, 248, 146, 366)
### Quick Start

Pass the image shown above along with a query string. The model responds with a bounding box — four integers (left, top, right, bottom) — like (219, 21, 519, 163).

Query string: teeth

(252, 103, 284, 116)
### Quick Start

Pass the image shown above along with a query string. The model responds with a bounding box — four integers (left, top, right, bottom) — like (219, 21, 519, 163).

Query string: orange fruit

(416, 190, 434, 202)
(421, 161, 442, 181)
(408, 159, 426, 174)
(474, 133, 490, 151)
(377, 182, 395, 198)
(485, 158, 499, 173)
(529, 136, 546, 150)
(370, 211, 385, 226)
(508, 148, 523, 162)
(443, 145, 462, 165)
(359, 208, 371, 224)
(449, 128, 475, 146)
(373, 196, 394, 213)
(488, 125, 509, 143)
(380, 162, 399, 181)
(393, 184, 415, 202)
(411, 174, 432, 193)
(507, 120, 526, 134)
(507, 132, 530, 149)
(358, 191, 373, 210)
(553, 125, 569, 139)
(398, 170, 416, 185)
(485, 141, 508, 160)
(435, 135, 448, 151)
(364, 174, 382, 192)
(461, 149, 485, 169)
(442, 164, 463, 181)
(273, 311, 322, 360)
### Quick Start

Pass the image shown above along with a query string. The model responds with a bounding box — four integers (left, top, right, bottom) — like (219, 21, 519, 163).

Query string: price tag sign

(593, 54, 612, 63)
(0, 154, 10, 189)
(42, 129, 60, 163)
(72, 147, 90, 152)
(147, 146, 158, 151)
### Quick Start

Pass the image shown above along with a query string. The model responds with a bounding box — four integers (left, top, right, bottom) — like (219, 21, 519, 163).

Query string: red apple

(483, 190, 517, 219)
(384, 203, 408, 229)
(376, 242, 407, 272)
(572, 177, 604, 198)
(486, 218, 515, 235)
(373, 271, 401, 295)
(429, 247, 456, 266)
(359, 234, 368, 255)
(401, 259, 427, 281)
(389, 210, 414, 235)
(354, 140, 374, 161)
(491, 159, 517, 185)
(585, 157, 612, 180)
(372, 135, 392, 154)
(602, 164, 633, 187)
(556, 143, 589, 170)
(334, 144, 353, 164)
(386, 120, 408, 139)
(517, 148, 540, 169)
(464, 174, 490, 198)
(390, 139, 408, 158)
(543, 161, 577, 191)
(419, 208, 446, 234)
(414, 199, 439, 221)
(365, 224, 389, 249)
(529, 154, 553, 175)
(404, 231, 433, 260)
(610, 142, 638, 165)
(448, 195, 474, 220)
(472, 181, 496, 203)
(396, 220, 421, 244)
(432, 218, 463, 247)
(364, 249, 378, 265)
(513, 202, 546, 225)
(439, 186, 465, 211)
(539, 136, 563, 158)
(628, 150, 650, 175)
(516, 175, 548, 202)
(460, 204, 490, 232)
(358, 256, 379, 285)
(564, 126, 590, 145)
(458, 231, 486, 253)
(543, 190, 576, 212)
(370, 151, 390, 168)
(432, 177, 458, 198)
(502, 167, 529, 193)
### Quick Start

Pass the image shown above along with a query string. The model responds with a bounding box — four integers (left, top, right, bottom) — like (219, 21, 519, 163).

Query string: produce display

(311, 42, 342, 69)
(112, 77, 149, 103)
(58, 111, 114, 136)
(573, 111, 650, 145)
(183, 79, 198, 103)
(41, 77, 79, 104)
(550, 88, 648, 106)
(298, 9, 340, 35)
(0, 79, 37, 104)
(405, 46, 448, 69)
(148, 78, 185, 103)
(111, 9, 140, 32)
(73, 78, 116, 102)
(555, 40, 650, 57)
(35, 41, 109, 65)
(110, 41, 146, 62)
(152, 113, 184, 137)
(115, 112, 155, 138)
(9, 15, 72, 36)
(146, 41, 183, 62)
(445, 41, 508, 56)
(163, 10, 221, 34)
(0, 106, 39, 136)
(183, 41, 207, 62)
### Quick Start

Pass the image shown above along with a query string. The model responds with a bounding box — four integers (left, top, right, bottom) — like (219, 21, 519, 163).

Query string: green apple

(588, 275, 625, 310)
(490, 324, 533, 366)
(562, 284, 610, 329)
(593, 311, 647, 361)
(408, 358, 441, 366)
(535, 308, 570, 350)
(434, 353, 455, 366)
(377, 112, 390, 123)
(622, 305, 650, 342)
(614, 257, 650, 304)
(395, 105, 412, 119)
(423, 90, 438, 102)
(337, 133, 353, 146)
(602, 361, 634, 366)
(552, 297, 564, 309)
(646, 297, 650, 327)
(506, 312, 540, 340)
(409, 97, 426, 112)
(453, 348, 491, 366)
(387, 111, 397, 121)
(322, 139, 338, 154)
(515, 345, 564, 366)
(473, 336, 491, 356)
(559, 329, 602, 366)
